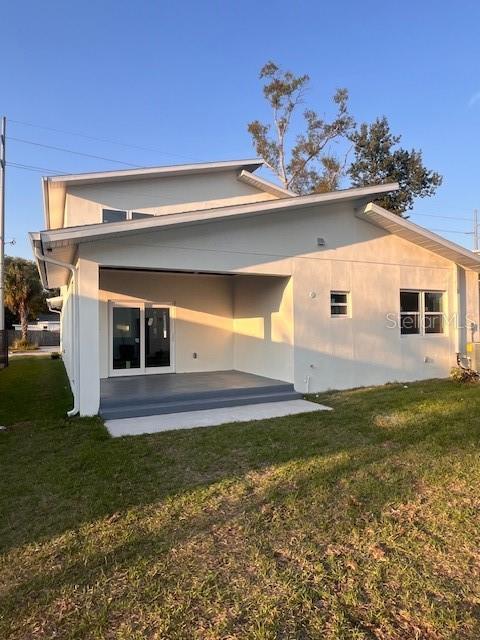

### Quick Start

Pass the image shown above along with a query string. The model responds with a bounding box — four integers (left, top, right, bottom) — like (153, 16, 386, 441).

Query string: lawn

(1, 358, 480, 639)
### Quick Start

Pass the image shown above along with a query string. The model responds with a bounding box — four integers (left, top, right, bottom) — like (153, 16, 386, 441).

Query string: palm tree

(4, 258, 44, 343)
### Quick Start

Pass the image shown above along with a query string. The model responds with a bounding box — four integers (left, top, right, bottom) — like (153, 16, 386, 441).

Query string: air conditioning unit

(466, 342, 480, 371)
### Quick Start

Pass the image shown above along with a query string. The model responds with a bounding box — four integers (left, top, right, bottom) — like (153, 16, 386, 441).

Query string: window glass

(425, 314, 444, 334)
(400, 291, 419, 313)
(331, 292, 347, 305)
(424, 292, 442, 313)
(103, 209, 127, 223)
(330, 291, 349, 316)
(400, 314, 420, 334)
(132, 211, 154, 220)
(400, 290, 444, 335)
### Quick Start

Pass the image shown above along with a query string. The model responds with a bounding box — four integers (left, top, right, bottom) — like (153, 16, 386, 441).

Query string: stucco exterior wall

(68, 201, 480, 413)
(64, 171, 276, 227)
(60, 279, 74, 386)
(98, 270, 294, 383)
(233, 276, 293, 382)
(98, 270, 235, 378)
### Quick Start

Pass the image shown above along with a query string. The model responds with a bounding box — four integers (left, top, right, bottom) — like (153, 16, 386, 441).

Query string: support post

(474, 209, 479, 252)
(0, 117, 6, 335)
(77, 257, 100, 415)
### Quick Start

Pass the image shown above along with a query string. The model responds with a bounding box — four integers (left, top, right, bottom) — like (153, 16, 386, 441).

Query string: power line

(429, 228, 472, 235)
(7, 161, 65, 174)
(9, 136, 140, 167)
(410, 212, 472, 222)
(10, 119, 197, 162)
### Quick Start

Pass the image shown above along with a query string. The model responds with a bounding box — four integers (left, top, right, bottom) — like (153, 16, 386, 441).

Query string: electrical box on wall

(466, 342, 480, 371)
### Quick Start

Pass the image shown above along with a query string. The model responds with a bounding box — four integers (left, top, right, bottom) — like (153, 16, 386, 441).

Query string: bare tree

(247, 61, 354, 194)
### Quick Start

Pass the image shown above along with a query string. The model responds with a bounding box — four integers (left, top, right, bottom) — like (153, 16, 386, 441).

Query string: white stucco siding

(233, 276, 293, 382)
(64, 171, 277, 227)
(465, 269, 480, 343)
(292, 256, 456, 393)
(77, 258, 100, 415)
(70, 201, 479, 411)
(98, 270, 235, 378)
(60, 280, 74, 386)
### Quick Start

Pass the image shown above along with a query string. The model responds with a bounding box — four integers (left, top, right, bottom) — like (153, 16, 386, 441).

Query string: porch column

(77, 257, 100, 416)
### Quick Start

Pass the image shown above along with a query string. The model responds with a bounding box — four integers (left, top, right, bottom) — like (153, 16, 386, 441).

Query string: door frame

(108, 299, 176, 377)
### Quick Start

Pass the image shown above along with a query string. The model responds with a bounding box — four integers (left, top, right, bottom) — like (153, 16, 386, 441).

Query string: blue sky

(4, 0, 480, 257)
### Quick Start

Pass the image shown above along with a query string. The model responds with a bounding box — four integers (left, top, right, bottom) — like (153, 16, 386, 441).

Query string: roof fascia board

(237, 170, 295, 198)
(39, 183, 400, 249)
(29, 233, 49, 288)
(358, 202, 480, 271)
(45, 158, 264, 187)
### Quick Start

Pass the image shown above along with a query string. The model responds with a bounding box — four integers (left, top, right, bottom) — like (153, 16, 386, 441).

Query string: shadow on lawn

(3, 397, 479, 635)
(2, 360, 480, 636)
(1, 373, 479, 558)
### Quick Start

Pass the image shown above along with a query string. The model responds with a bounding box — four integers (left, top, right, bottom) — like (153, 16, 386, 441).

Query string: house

(30, 159, 480, 417)
(12, 313, 61, 333)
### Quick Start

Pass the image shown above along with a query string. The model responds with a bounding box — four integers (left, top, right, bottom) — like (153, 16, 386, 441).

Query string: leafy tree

(247, 61, 354, 194)
(4, 257, 47, 342)
(348, 117, 442, 215)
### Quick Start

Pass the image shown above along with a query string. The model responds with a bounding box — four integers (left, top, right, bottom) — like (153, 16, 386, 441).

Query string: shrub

(11, 339, 39, 352)
(450, 366, 479, 383)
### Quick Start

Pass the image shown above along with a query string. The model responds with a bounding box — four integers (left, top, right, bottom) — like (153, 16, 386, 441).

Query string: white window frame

(400, 290, 446, 336)
(108, 300, 176, 376)
(102, 209, 155, 222)
(330, 291, 350, 318)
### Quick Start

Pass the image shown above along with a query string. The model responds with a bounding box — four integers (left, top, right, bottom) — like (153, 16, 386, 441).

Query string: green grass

(1, 358, 480, 639)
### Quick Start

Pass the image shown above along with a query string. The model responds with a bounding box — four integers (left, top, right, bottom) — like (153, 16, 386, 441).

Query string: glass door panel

(145, 307, 170, 368)
(112, 306, 141, 370)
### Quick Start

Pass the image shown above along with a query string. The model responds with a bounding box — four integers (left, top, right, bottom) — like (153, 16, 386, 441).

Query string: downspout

(453, 264, 461, 357)
(34, 248, 79, 417)
(46, 302, 62, 354)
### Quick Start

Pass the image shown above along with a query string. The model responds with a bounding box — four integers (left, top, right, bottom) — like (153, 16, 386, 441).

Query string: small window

(331, 291, 349, 317)
(102, 209, 127, 223)
(131, 211, 154, 220)
(400, 290, 444, 335)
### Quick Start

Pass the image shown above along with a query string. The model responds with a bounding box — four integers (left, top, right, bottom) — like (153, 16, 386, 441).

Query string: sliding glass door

(112, 305, 141, 371)
(110, 302, 174, 376)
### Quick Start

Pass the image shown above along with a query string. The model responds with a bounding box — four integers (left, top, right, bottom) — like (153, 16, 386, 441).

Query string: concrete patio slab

(105, 399, 332, 437)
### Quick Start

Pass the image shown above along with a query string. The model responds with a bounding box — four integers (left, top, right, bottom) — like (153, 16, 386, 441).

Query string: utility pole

(0, 116, 5, 338)
(474, 209, 479, 252)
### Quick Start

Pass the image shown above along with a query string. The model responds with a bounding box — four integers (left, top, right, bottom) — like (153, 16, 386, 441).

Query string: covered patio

(100, 369, 301, 420)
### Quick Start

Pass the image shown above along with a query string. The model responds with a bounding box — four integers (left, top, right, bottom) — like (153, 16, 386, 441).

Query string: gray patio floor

(100, 370, 303, 420)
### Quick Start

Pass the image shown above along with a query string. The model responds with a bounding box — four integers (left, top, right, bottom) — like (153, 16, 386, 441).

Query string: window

(102, 209, 127, 223)
(102, 209, 154, 223)
(400, 291, 420, 334)
(400, 290, 444, 335)
(331, 291, 349, 317)
(131, 211, 154, 220)
(424, 292, 444, 334)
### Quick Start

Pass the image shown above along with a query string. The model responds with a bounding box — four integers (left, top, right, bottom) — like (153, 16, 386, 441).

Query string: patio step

(100, 386, 303, 420)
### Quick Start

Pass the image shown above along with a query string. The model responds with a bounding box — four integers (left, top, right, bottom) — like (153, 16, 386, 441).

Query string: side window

(400, 290, 444, 335)
(102, 209, 127, 223)
(331, 291, 349, 317)
(424, 292, 444, 334)
(400, 291, 420, 334)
